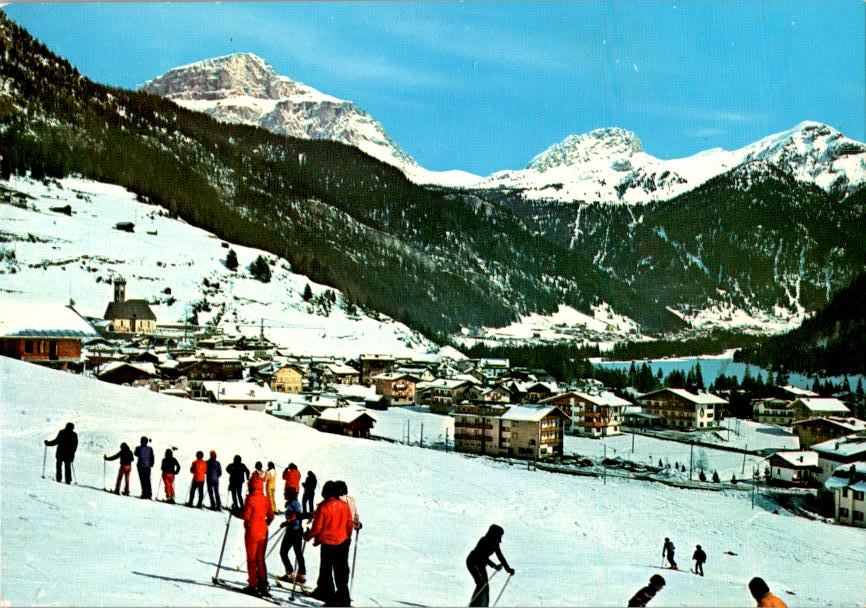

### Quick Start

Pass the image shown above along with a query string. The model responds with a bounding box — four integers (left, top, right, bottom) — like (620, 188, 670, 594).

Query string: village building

(416, 378, 472, 414)
(622, 406, 665, 429)
(199, 380, 275, 411)
(466, 384, 512, 404)
(792, 417, 866, 449)
(314, 405, 377, 438)
(270, 400, 321, 426)
(811, 435, 866, 483)
(359, 355, 395, 384)
(752, 398, 795, 426)
(636, 388, 726, 429)
(176, 356, 244, 382)
(790, 397, 850, 421)
(823, 462, 866, 528)
(0, 302, 99, 370)
(323, 363, 360, 386)
(372, 372, 418, 405)
(453, 403, 565, 459)
(96, 361, 158, 385)
(542, 391, 630, 437)
(269, 364, 305, 393)
(103, 277, 157, 334)
(478, 358, 510, 380)
(777, 385, 819, 400)
(766, 451, 819, 486)
(395, 366, 435, 382)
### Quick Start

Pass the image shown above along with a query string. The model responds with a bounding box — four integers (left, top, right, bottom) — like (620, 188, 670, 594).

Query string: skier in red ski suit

(238, 471, 274, 595)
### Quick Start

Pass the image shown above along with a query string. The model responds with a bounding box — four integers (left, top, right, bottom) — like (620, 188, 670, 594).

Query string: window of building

(854, 510, 864, 521)
(839, 507, 849, 518)
(855, 491, 865, 501)
(842, 488, 849, 498)
(24, 340, 34, 354)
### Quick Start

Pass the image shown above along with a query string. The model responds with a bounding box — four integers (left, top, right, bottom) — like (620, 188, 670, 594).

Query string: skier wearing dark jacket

(206, 451, 222, 511)
(226, 455, 250, 510)
(466, 524, 514, 607)
(104, 442, 134, 495)
(693, 545, 706, 576)
(662, 537, 677, 569)
(302, 471, 317, 514)
(134, 436, 155, 499)
(160, 449, 181, 503)
(45, 422, 78, 484)
(628, 574, 666, 607)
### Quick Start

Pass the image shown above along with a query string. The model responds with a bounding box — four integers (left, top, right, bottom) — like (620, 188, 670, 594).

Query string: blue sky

(4, 2, 864, 175)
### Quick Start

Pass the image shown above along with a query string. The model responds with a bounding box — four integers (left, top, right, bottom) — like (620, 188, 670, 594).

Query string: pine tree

(249, 255, 271, 283)
(226, 249, 238, 271)
(303, 283, 313, 302)
(694, 362, 705, 390)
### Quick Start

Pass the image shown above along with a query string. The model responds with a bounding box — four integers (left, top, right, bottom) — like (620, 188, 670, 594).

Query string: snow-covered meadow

(3, 357, 865, 607)
(0, 176, 432, 358)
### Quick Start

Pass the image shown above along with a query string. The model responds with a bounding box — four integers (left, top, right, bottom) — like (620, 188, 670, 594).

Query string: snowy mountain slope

(477, 122, 866, 204)
(140, 53, 480, 188)
(4, 357, 866, 606)
(0, 175, 433, 357)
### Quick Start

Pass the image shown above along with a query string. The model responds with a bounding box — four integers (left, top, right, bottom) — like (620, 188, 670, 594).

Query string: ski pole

(468, 568, 499, 607)
(70, 462, 77, 485)
(42, 445, 47, 479)
(266, 526, 286, 561)
(156, 476, 163, 501)
(291, 538, 308, 601)
(213, 510, 233, 583)
(349, 526, 360, 593)
(492, 573, 513, 608)
(103, 458, 107, 490)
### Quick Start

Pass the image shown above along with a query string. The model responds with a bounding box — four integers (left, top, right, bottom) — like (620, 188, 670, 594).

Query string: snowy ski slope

(2, 357, 864, 606)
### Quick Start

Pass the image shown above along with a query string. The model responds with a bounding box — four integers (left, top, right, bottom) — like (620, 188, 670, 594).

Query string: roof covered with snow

(811, 436, 866, 458)
(501, 405, 563, 422)
(771, 451, 819, 468)
(325, 363, 360, 375)
(779, 385, 819, 398)
(640, 387, 727, 405)
(201, 381, 274, 402)
(317, 405, 377, 424)
(0, 303, 99, 338)
(794, 398, 850, 414)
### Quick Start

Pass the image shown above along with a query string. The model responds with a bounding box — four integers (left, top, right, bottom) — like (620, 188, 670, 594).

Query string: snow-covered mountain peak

(527, 127, 645, 172)
(141, 54, 481, 188)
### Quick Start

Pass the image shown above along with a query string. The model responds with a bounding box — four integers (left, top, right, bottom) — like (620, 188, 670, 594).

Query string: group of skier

(232, 466, 362, 607)
(44, 422, 788, 607)
(661, 537, 706, 576)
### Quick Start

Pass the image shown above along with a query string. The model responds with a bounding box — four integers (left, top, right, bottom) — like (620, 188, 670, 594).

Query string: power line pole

(689, 442, 694, 481)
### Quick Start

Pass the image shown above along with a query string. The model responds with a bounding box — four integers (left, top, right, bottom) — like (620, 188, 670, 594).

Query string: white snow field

(3, 357, 865, 607)
(0, 176, 432, 358)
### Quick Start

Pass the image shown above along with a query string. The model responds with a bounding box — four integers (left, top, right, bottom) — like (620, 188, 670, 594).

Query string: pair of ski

(212, 577, 320, 606)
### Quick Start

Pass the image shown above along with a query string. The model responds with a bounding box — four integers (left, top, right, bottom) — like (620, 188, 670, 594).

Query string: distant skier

(748, 577, 788, 608)
(305, 480, 354, 606)
(266, 462, 277, 512)
(277, 486, 308, 585)
(302, 470, 317, 514)
(693, 545, 706, 576)
(44, 422, 78, 484)
(466, 524, 514, 607)
(628, 574, 666, 607)
(160, 448, 180, 503)
(234, 473, 274, 596)
(188, 450, 207, 508)
(104, 441, 134, 495)
(283, 463, 301, 501)
(226, 455, 250, 511)
(206, 450, 222, 511)
(662, 537, 677, 569)
(134, 436, 155, 499)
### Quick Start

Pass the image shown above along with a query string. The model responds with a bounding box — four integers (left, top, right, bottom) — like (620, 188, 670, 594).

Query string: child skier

(104, 442, 134, 495)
